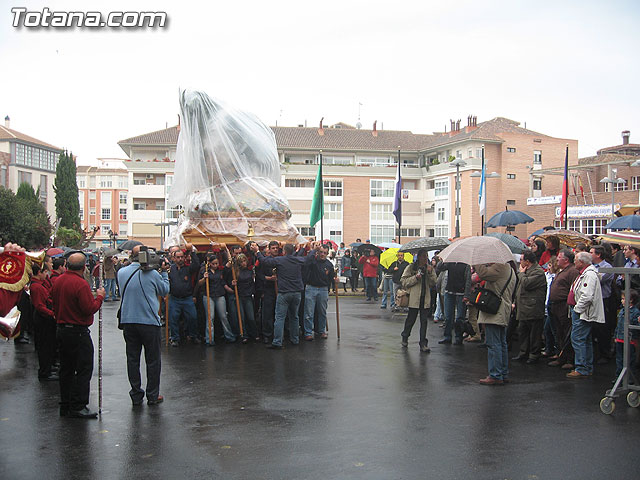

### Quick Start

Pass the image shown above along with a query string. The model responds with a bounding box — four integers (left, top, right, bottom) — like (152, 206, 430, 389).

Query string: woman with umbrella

(400, 249, 437, 352)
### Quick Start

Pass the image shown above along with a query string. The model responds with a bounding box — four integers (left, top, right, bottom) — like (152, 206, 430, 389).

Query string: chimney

(467, 115, 471, 127)
(372, 120, 378, 137)
(318, 117, 324, 136)
(622, 130, 630, 145)
(473, 116, 477, 127)
(456, 119, 461, 131)
(4, 115, 10, 128)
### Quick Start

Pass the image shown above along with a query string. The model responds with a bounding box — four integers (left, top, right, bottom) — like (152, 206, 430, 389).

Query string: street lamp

(450, 158, 466, 238)
(600, 168, 626, 221)
(107, 229, 117, 249)
(470, 170, 501, 235)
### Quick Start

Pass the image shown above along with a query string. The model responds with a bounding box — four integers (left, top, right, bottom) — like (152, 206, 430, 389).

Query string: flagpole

(481, 146, 486, 235)
(319, 150, 324, 243)
(397, 147, 401, 244)
(564, 144, 569, 229)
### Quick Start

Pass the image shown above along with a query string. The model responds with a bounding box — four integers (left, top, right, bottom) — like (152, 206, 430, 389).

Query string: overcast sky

(1, 0, 639, 164)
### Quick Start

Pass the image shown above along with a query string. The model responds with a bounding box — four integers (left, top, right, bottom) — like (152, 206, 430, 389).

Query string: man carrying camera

(167, 243, 200, 346)
(117, 245, 170, 406)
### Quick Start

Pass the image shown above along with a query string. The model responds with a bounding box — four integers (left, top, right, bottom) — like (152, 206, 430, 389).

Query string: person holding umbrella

(400, 249, 437, 352)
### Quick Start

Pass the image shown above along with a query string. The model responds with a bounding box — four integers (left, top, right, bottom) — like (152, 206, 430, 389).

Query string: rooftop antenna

(356, 102, 363, 129)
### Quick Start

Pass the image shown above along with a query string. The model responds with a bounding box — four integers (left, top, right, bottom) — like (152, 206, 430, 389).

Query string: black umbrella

(399, 237, 451, 254)
(486, 208, 534, 228)
(118, 240, 143, 251)
(350, 242, 363, 248)
(357, 244, 382, 256)
(485, 232, 528, 254)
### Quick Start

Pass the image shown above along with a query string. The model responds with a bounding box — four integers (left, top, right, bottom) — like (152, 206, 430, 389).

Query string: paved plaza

(1, 297, 638, 479)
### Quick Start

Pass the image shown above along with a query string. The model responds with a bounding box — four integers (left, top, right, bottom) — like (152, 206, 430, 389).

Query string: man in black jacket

(302, 242, 335, 340)
(438, 262, 471, 345)
(167, 244, 200, 347)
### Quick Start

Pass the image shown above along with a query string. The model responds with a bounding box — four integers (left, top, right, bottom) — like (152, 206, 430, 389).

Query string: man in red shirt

(359, 249, 380, 302)
(51, 252, 105, 419)
(30, 263, 58, 381)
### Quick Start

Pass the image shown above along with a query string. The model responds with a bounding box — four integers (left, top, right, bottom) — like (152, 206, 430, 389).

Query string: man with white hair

(566, 251, 605, 379)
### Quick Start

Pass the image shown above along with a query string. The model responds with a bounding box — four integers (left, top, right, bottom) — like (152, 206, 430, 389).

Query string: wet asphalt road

(1, 296, 639, 480)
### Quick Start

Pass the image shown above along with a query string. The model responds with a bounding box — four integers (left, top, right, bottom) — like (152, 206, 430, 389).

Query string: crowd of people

(3, 232, 639, 417)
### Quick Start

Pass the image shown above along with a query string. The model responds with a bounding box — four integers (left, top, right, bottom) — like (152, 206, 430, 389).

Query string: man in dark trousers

(51, 252, 105, 419)
(256, 241, 279, 344)
(250, 242, 306, 349)
(302, 242, 336, 340)
(167, 243, 200, 346)
(118, 245, 170, 406)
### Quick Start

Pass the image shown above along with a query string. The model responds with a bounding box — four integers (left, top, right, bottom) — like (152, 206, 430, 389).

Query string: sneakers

(438, 339, 452, 345)
(169, 340, 179, 347)
(148, 395, 164, 405)
(420, 344, 431, 353)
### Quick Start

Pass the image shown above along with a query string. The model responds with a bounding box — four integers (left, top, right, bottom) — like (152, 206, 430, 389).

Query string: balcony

(129, 184, 166, 199)
(129, 209, 164, 223)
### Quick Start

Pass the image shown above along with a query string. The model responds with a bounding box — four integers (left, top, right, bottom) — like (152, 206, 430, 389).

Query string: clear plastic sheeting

(169, 90, 304, 245)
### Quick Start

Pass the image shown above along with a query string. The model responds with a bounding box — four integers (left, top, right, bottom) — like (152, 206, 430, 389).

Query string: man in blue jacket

(250, 242, 307, 349)
(118, 245, 170, 406)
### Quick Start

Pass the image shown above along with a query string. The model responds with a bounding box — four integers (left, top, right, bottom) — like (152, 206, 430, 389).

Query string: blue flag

(393, 159, 402, 226)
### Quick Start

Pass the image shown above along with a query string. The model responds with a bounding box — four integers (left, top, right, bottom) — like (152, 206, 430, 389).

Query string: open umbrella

(118, 239, 143, 251)
(357, 244, 382, 256)
(350, 242, 363, 248)
(377, 242, 402, 249)
(379, 247, 414, 269)
(598, 230, 640, 248)
(399, 237, 451, 254)
(486, 208, 535, 228)
(536, 229, 591, 248)
(438, 236, 514, 265)
(102, 247, 119, 257)
(605, 215, 640, 231)
(615, 204, 640, 217)
(486, 232, 528, 254)
(46, 247, 64, 257)
(321, 239, 338, 250)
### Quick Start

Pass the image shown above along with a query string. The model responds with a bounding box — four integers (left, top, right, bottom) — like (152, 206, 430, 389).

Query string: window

(285, 179, 315, 188)
(507, 200, 516, 206)
(101, 208, 111, 220)
(507, 174, 516, 180)
(101, 191, 111, 207)
(507, 147, 516, 153)
(133, 176, 145, 185)
(370, 203, 393, 221)
(534, 151, 542, 164)
(39, 175, 47, 204)
(99, 176, 112, 188)
(90, 208, 96, 217)
(468, 149, 473, 158)
(89, 190, 96, 200)
(437, 207, 446, 221)
(119, 192, 127, 204)
(329, 230, 342, 243)
(402, 180, 417, 190)
(370, 179, 394, 198)
(119, 223, 128, 236)
(358, 156, 392, 167)
(615, 180, 628, 192)
(119, 208, 127, 220)
(155, 201, 165, 210)
(533, 179, 542, 190)
(77, 176, 86, 188)
(101, 224, 111, 236)
(370, 225, 395, 244)
(456, 150, 462, 159)
(18, 170, 32, 185)
(78, 192, 84, 220)
(89, 176, 96, 188)
(434, 225, 449, 237)
(562, 219, 608, 235)
(323, 180, 342, 197)
(79, 208, 84, 220)
(156, 176, 165, 186)
(400, 227, 421, 237)
(118, 176, 128, 189)
(325, 203, 342, 220)
(476, 148, 482, 159)
(434, 179, 449, 197)
(298, 226, 315, 237)
(134, 202, 146, 210)
(632, 176, 640, 191)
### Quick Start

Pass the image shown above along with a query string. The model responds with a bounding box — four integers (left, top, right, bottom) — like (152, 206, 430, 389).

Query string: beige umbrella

(438, 236, 514, 265)
(536, 229, 591, 248)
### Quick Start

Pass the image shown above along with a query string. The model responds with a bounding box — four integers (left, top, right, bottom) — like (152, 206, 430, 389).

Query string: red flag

(578, 176, 585, 201)
(571, 175, 577, 196)
(559, 146, 569, 224)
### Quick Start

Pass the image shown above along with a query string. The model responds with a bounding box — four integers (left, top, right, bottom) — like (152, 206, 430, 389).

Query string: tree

(0, 185, 51, 248)
(54, 150, 80, 230)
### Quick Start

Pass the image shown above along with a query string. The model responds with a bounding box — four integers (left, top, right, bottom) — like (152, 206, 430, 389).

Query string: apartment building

(118, 127, 179, 249)
(117, 116, 578, 245)
(76, 159, 129, 249)
(0, 116, 62, 220)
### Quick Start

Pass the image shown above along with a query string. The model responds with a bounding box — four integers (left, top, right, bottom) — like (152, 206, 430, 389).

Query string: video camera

(138, 248, 169, 272)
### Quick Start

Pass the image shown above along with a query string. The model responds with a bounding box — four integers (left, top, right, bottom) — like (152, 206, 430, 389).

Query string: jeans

(543, 313, 558, 355)
(104, 278, 117, 300)
(261, 290, 277, 340)
(123, 324, 161, 403)
(202, 296, 236, 344)
(570, 308, 594, 375)
(402, 308, 430, 345)
(168, 295, 198, 342)
(364, 277, 378, 300)
(615, 342, 637, 378)
(237, 296, 258, 339)
(381, 277, 395, 308)
(433, 294, 444, 321)
(444, 293, 466, 342)
(485, 323, 508, 380)
(273, 291, 301, 347)
(304, 285, 328, 336)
